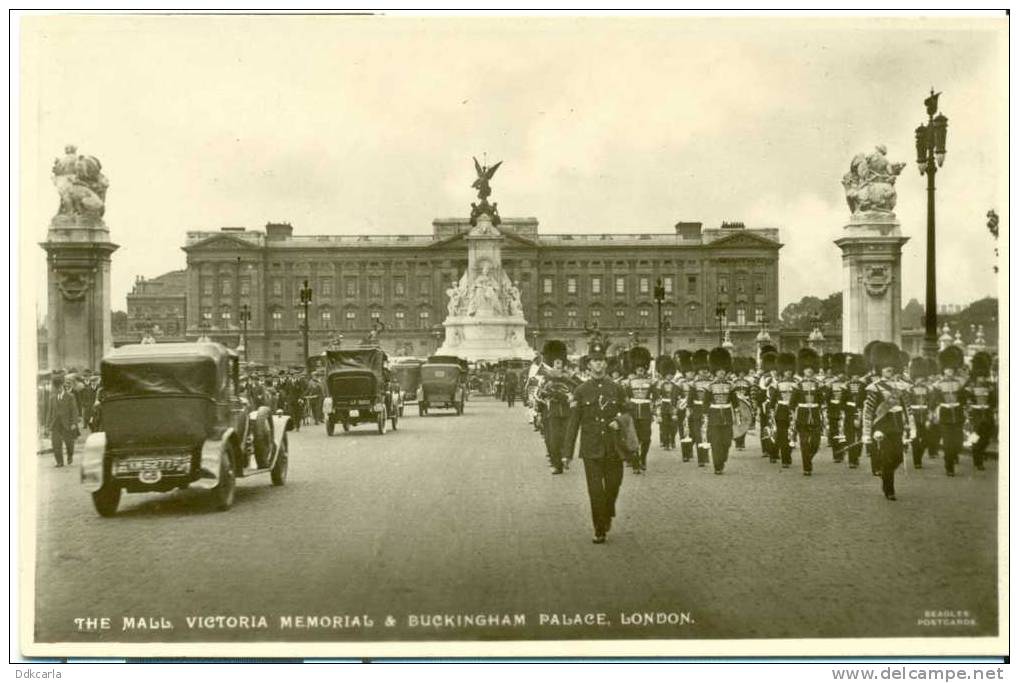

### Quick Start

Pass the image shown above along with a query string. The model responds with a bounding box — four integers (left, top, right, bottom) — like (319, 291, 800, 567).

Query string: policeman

(705, 347, 740, 474)
(564, 340, 629, 544)
(862, 342, 915, 500)
(675, 350, 695, 461)
(623, 346, 655, 474)
(965, 351, 997, 471)
(928, 346, 966, 476)
(656, 356, 679, 450)
(689, 349, 712, 467)
(536, 340, 578, 475)
(768, 352, 798, 469)
(906, 357, 933, 469)
(792, 348, 824, 476)
(841, 354, 868, 469)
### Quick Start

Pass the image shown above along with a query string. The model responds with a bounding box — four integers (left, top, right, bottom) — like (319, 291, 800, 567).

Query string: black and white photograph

(16, 13, 1008, 659)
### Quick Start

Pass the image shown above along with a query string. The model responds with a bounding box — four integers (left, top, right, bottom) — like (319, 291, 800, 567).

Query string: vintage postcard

(16, 13, 1008, 658)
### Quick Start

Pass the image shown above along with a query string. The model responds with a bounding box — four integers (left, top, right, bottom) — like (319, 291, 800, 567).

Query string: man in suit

(48, 374, 80, 467)
(564, 340, 628, 544)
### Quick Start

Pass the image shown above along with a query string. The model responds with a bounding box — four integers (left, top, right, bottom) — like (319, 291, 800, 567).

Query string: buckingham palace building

(134, 218, 782, 365)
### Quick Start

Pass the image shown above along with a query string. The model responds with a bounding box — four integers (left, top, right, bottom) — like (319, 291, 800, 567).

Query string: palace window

(202, 280, 213, 296)
(418, 310, 430, 329)
(221, 279, 232, 296)
(542, 277, 553, 295)
(754, 275, 765, 294)
(639, 309, 650, 327)
(663, 276, 673, 294)
(736, 274, 747, 294)
(320, 309, 332, 326)
(368, 277, 382, 299)
(239, 278, 250, 296)
(639, 277, 650, 294)
(272, 278, 283, 297)
(394, 310, 406, 329)
(271, 309, 282, 331)
(615, 309, 626, 325)
(394, 277, 406, 297)
(590, 308, 602, 319)
(419, 276, 430, 297)
(687, 275, 698, 294)
(542, 308, 554, 323)
(737, 305, 746, 326)
(345, 310, 357, 329)
(220, 307, 231, 323)
(755, 306, 765, 323)
(320, 278, 333, 296)
(567, 309, 578, 328)
(345, 277, 357, 298)
(370, 310, 382, 324)
(567, 276, 577, 295)
(591, 276, 602, 295)
(615, 276, 626, 294)
(201, 308, 212, 322)
(718, 276, 729, 294)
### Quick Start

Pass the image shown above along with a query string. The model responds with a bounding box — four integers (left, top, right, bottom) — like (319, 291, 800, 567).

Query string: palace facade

(168, 218, 782, 364)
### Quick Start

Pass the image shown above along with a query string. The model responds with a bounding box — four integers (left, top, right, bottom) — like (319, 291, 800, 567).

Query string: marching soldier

(706, 347, 740, 474)
(862, 342, 915, 500)
(842, 353, 868, 469)
(907, 357, 933, 469)
(767, 352, 798, 469)
(536, 340, 577, 475)
(965, 351, 997, 471)
(689, 349, 712, 467)
(824, 352, 847, 461)
(622, 346, 655, 474)
(791, 348, 824, 476)
(928, 346, 966, 476)
(732, 357, 754, 451)
(564, 340, 629, 544)
(675, 350, 694, 461)
(656, 356, 680, 450)
(756, 350, 779, 462)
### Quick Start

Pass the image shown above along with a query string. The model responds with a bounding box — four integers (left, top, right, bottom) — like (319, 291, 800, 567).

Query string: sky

(19, 14, 1007, 316)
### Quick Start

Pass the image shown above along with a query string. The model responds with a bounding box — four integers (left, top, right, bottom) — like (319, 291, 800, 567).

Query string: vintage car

(391, 359, 424, 413)
(418, 355, 468, 416)
(81, 342, 291, 517)
(322, 347, 398, 435)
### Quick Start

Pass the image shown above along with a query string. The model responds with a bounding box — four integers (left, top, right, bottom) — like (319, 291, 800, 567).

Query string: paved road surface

(33, 397, 998, 643)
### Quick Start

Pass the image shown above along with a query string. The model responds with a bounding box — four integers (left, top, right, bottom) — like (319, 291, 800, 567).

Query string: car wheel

(378, 406, 388, 434)
(253, 416, 272, 468)
(212, 448, 236, 511)
(326, 415, 335, 436)
(92, 481, 121, 517)
(271, 437, 288, 486)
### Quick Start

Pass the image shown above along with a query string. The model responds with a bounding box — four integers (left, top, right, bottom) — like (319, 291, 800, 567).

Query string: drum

(732, 397, 755, 440)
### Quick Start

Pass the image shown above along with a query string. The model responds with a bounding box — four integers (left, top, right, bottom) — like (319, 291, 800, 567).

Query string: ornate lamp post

(239, 303, 251, 363)
(915, 89, 949, 359)
(654, 278, 666, 358)
(714, 304, 727, 346)
(299, 280, 313, 373)
(755, 315, 772, 365)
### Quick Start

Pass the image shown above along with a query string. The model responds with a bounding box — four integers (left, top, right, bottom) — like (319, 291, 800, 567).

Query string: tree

(901, 299, 924, 329)
(111, 310, 128, 335)
(781, 292, 841, 329)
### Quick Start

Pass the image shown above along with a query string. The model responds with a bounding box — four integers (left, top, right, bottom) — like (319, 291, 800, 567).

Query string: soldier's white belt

(659, 398, 672, 403)
(911, 405, 927, 410)
(845, 402, 857, 407)
(971, 405, 990, 410)
(939, 403, 960, 408)
(888, 406, 903, 412)
(798, 403, 819, 408)
(629, 398, 652, 404)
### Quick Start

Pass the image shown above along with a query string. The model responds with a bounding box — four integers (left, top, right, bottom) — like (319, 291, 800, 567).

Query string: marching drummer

(656, 356, 680, 451)
(791, 348, 824, 476)
(731, 357, 754, 451)
(964, 351, 997, 472)
(928, 346, 966, 477)
(705, 347, 740, 475)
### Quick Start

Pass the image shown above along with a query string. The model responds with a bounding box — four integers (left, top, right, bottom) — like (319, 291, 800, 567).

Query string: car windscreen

(421, 365, 462, 381)
(101, 358, 221, 400)
(325, 348, 386, 377)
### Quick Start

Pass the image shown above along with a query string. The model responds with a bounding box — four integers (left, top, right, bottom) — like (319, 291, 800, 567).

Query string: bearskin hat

(797, 347, 820, 374)
(899, 350, 912, 372)
(656, 355, 676, 376)
(606, 356, 622, 377)
(761, 350, 778, 373)
(971, 351, 991, 378)
(845, 353, 866, 377)
(829, 352, 847, 376)
(629, 346, 652, 371)
(937, 346, 963, 372)
(692, 349, 709, 372)
(778, 352, 797, 375)
(820, 353, 832, 373)
(863, 340, 882, 370)
(760, 344, 778, 356)
(675, 349, 693, 373)
(871, 342, 902, 371)
(542, 339, 568, 366)
(709, 347, 733, 373)
(909, 356, 929, 379)
(577, 355, 590, 372)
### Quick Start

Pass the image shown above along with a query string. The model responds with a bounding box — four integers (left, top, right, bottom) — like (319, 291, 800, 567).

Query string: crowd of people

(526, 338, 999, 544)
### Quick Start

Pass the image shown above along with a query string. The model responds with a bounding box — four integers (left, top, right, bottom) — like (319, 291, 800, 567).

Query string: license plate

(349, 410, 360, 418)
(114, 455, 191, 476)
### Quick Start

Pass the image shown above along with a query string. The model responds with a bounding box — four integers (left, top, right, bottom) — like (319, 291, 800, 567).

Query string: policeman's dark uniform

(965, 351, 997, 471)
(862, 342, 915, 500)
(564, 341, 628, 543)
(928, 346, 966, 476)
